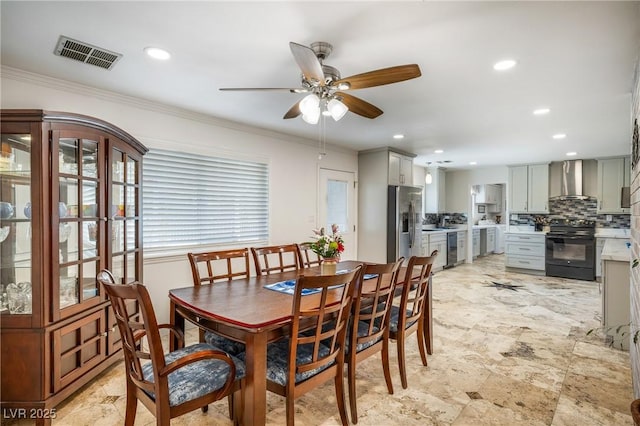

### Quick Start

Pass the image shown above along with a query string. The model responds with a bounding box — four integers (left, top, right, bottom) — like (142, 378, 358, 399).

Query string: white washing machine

(494, 224, 507, 254)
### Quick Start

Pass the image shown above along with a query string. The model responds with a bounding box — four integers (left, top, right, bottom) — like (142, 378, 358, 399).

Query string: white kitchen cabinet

(488, 186, 503, 213)
(472, 229, 480, 258)
(358, 147, 417, 263)
(425, 167, 446, 214)
(421, 232, 430, 257)
(601, 239, 631, 350)
(597, 157, 630, 214)
(476, 184, 498, 204)
(428, 232, 447, 271)
(487, 227, 496, 253)
(389, 151, 414, 186)
(508, 164, 549, 213)
(457, 231, 466, 263)
(505, 233, 546, 271)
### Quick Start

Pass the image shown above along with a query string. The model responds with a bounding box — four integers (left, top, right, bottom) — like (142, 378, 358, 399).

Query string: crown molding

(0, 66, 354, 155)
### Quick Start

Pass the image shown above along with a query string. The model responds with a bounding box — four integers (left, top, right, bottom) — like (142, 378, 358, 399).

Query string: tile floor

(5, 254, 635, 425)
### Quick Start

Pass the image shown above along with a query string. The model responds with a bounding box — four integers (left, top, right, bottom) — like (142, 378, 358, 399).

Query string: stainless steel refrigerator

(387, 185, 423, 262)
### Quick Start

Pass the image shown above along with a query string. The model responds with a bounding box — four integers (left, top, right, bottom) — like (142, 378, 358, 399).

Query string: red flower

(338, 242, 344, 252)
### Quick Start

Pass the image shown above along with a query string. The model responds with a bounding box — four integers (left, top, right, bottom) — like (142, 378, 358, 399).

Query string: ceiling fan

(219, 41, 421, 124)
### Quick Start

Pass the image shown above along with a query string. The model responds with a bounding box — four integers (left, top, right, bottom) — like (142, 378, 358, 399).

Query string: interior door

(319, 169, 356, 261)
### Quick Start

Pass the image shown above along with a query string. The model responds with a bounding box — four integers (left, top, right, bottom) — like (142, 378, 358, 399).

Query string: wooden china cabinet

(0, 110, 147, 424)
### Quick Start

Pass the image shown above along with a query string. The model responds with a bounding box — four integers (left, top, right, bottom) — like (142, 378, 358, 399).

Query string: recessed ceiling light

(144, 47, 171, 60)
(434, 149, 444, 154)
(393, 134, 404, 139)
(566, 152, 577, 156)
(469, 161, 477, 165)
(533, 108, 550, 115)
(20, 135, 31, 141)
(552, 133, 567, 140)
(493, 59, 517, 71)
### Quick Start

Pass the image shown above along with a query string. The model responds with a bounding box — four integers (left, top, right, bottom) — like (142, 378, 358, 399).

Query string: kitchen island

(601, 238, 631, 350)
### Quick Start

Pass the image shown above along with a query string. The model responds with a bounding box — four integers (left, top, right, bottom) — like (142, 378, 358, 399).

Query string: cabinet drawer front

(429, 234, 447, 243)
(505, 242, 545, 257)
(505, 234, 545, 243)
(506, 255, 545, 270)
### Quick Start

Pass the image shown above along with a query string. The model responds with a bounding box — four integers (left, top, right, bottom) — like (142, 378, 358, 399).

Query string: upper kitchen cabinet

(424, 167, 446, 213)
(0, 110, 147, 420)
(475, 184, 499, 204)
(508, 164, 549, 213)
(388, 150, 415, 186)
(358, 147, 417, 263)
(597, 156, 630, 214)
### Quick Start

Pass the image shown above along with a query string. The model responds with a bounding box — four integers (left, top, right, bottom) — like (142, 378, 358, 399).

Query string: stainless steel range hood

(555, 160, 589, 200)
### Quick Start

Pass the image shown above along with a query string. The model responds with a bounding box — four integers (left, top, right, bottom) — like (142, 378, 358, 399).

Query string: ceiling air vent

(54, 35, 122, 70)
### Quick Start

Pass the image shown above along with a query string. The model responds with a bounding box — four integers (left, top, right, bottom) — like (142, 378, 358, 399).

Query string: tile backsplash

(509, 197, 630, 228)
(424, 213, 468, 225)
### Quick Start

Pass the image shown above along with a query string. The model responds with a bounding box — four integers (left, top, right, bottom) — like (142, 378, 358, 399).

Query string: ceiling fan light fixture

(302, 108, 320, 124)
(337, 82, 350, 90)
(299, 94, 320, 116)
(327, 98, 348, 121)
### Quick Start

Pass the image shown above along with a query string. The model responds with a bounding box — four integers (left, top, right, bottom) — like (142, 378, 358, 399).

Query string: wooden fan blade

(289, 42, 325, 86)
(283, 101, 301, 119)
(219, 87, 309, 93)
(334, 64, 421, 90)
(337, 92, 383, 119)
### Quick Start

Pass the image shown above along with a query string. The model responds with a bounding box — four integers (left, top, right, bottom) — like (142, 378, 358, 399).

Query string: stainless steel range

(545, 219, 596, 281)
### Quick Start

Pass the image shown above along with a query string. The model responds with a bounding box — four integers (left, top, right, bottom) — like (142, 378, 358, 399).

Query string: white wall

(629, 53, 640, 397)
(1, 68, 358, 322)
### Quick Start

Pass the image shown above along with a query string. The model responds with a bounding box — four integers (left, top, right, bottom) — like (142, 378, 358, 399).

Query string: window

(143, 148, 269, 252)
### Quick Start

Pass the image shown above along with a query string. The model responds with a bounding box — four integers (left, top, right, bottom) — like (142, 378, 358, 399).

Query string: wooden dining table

(168, 260, 432, 426)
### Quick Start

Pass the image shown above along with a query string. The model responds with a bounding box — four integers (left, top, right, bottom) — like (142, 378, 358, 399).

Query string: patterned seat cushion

(141, 343, 245, 407)
(388, 305, 417, 333)
(239, 340, 333, 386)
(204, 331, 246, 356)
(345, 320, 381, 354)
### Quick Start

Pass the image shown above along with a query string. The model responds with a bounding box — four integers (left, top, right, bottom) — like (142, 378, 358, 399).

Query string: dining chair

(388, 250, 438, 389)
(251, 244, 303, 276)
(345, 258, 404, 424)
(297, 242, 322, 268)
(97, 270, 245, 425)
(241, 265, 362, 426)
(188, 248, 250, 285)
(186, 249, 248, 356)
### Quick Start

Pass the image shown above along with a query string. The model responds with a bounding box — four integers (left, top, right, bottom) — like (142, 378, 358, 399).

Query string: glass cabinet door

(110, 145, 141, 284)
(56, 133, 103, 316)
(0, 133, 32, 315)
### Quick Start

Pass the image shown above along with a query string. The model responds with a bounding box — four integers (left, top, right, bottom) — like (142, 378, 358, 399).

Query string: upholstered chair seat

(141, 343, 246, 407)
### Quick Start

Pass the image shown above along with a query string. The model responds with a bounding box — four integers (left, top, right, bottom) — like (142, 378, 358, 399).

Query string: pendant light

(425, 171, 432, 184)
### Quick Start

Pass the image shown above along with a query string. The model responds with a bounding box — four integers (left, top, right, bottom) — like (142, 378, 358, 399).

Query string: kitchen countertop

(595, 228, 630, 239)
(505, 225, 547, 235)
(422, 225, 468, 233)
(601, 238, 631, 262)
(472, 224, 496, 230)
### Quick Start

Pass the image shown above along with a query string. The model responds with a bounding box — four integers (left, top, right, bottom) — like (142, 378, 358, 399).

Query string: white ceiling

(1, 1, 639, 170)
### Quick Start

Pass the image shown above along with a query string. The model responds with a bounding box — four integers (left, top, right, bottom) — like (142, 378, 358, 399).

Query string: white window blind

(143, 149, 269, 250)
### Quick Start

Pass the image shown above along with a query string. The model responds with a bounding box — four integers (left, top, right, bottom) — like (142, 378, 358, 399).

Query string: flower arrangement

(309, 224, 345, 259)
